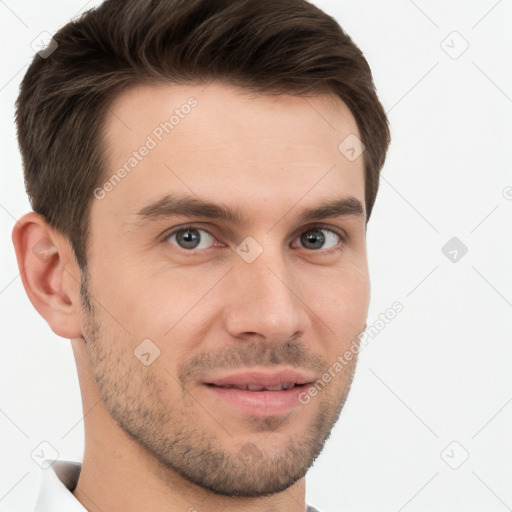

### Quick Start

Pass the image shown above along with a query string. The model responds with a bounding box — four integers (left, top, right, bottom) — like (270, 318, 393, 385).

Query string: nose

(222, 248, 310, 346)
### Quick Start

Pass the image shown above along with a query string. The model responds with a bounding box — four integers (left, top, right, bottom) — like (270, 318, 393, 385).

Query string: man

(12, 0, 390, 510)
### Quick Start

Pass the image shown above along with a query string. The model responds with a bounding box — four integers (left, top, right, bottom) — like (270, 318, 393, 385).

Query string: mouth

(206, 382, 302, 391)
(201, 369, 315, 416)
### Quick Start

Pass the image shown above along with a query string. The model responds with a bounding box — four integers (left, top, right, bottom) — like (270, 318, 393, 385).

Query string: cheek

(96, 258, 224, 348)
(319, 266, 370, 339)
(336, 268, 370, 308)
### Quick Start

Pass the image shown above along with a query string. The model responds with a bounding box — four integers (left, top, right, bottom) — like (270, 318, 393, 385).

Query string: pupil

(179, 229, 200, 249)
(302, 230, 325, 249)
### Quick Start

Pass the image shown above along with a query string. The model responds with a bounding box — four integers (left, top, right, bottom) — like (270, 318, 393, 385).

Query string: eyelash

(162, 223, 348, 256)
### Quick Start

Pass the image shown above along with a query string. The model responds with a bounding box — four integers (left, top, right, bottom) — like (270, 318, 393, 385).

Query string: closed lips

(203, 369, 315, 390)
(206, 383, 302, 391)
(202, 369, 317, 416)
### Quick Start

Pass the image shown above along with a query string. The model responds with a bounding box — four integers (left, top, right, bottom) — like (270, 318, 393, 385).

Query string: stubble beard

(79, 271, 358, 497)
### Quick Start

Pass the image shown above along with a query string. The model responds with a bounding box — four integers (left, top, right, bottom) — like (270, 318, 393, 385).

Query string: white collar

(34, 460, 87, 511)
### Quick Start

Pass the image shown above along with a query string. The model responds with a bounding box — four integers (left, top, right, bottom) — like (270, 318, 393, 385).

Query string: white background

(1, 1, 511, 511)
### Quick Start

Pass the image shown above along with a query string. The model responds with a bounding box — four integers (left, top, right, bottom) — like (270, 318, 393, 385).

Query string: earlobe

(11, 212, 83, 339)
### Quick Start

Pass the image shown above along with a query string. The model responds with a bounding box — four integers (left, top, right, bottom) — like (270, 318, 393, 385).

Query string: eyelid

(161, 223, 220, 243)
(290, 222, 348, 255)
(296, 222, 348, 242)
(162, 222, 348, 251)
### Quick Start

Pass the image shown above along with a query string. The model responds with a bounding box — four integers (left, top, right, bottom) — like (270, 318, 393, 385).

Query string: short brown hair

(16, 0, 390, 271)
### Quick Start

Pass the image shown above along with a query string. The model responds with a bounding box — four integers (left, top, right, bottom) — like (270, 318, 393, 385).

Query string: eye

(163, 224, 346, 255)
(165, 226, 217, 251)
(294, 226, 345, 254)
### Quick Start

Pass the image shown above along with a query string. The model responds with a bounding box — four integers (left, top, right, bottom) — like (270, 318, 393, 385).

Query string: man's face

(80, 81, 369, 497)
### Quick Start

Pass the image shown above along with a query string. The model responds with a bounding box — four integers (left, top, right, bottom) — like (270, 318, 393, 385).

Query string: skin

(12, 81, 369, 512)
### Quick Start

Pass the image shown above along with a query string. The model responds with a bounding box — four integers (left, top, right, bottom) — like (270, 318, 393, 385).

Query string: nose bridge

(223, 239, 309, 342)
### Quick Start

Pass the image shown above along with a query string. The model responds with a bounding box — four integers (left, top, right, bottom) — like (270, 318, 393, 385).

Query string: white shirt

(34, 460, 86, 511)
(34, 460, 320, 512)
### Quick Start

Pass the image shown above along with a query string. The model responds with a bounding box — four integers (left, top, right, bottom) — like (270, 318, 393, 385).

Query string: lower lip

(203, 384, 309, 416)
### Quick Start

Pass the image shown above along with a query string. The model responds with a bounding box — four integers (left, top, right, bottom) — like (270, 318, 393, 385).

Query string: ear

(11, 211, 83, 339)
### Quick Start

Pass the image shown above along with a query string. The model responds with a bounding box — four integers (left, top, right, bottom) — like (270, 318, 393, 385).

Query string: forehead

(95, 81, 365, 228)
(104, 81, 360, 150)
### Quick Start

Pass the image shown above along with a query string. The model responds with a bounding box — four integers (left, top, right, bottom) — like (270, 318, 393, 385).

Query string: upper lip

(204, 369, 315, 389)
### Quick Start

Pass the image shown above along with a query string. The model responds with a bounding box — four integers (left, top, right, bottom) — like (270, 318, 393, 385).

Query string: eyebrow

(130, 193, 365, 228)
